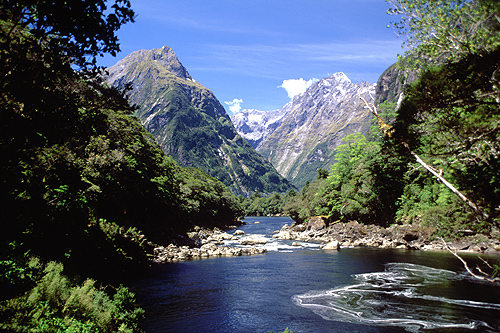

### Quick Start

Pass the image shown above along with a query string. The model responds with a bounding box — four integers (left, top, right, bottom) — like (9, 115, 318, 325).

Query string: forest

(242, 0, 500, 240)
(0, 1, 242, 331)
(1, 0, 499, 332)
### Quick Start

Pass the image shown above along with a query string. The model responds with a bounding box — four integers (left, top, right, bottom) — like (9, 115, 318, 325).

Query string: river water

(133, 217, 500, 333)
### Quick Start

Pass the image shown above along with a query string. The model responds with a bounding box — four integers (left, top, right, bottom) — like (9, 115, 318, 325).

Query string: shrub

(0, 260, 144, 332)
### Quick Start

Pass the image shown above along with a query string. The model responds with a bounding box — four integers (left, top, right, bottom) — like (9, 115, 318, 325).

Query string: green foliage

(1, 0, 135, 69)
(396, 171, 475, 239)
(392, 48, 500, 224)
(0, 259, 144, 332)
(175, 167, 244, 228)
(323, 133, 387, 223)
(241, 192, 285, 217)
(387, 0, 500, 70)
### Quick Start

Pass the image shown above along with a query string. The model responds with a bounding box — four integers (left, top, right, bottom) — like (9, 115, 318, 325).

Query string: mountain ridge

(231, 73, 375, 188)
(105, 46, 292, 196)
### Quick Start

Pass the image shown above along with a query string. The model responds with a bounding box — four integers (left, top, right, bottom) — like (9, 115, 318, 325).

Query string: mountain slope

(253, 73, 375, 188)
(230, 108, 290, 150)
(105, 46, 292, 196)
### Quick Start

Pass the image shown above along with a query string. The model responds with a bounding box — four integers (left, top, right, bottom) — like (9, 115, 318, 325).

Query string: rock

(448, 241, 475, 251)
(291, 242, 300, 246)
(255, 221, 260, 224)
(290, 224, 307, 232)
(322, 240, 340, 250)
(402, 229, 420, 242)
(234, 230, 245, 235)
(151, 241, 269, 263)
(240, 237, 267, 245)
(280, 224, 290, 231)
(307, 216, 328, 231)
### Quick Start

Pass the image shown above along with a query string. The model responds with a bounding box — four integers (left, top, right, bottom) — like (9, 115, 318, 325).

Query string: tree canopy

(387, 0, 500, 69)
(1, 0, 135, 68)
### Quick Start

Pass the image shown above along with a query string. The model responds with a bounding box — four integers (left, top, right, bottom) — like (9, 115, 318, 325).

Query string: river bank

(152, 226, 267, 263)
(276, 216, 500, 254)
(152, 217, 500, 263)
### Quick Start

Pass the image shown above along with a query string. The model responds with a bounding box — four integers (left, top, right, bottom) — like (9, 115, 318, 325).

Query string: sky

(98, 0, 405, 114)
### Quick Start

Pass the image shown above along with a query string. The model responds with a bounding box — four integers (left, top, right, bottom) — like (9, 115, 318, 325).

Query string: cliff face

(106, 46, 292, 196)
(375, 63, 419, 105)
(235, 73, 375, 188)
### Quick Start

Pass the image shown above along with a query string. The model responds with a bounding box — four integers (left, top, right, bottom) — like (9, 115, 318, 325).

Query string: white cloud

(279, 78, 319, 99)
(224, 98, 243, 114)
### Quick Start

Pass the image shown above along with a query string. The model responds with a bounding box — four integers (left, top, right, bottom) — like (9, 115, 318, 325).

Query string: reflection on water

(133, 217, 500, 333)
(293, 263, 500, 332)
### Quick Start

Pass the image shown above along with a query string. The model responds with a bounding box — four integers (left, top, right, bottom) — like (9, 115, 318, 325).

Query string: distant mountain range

(231, 73, 376, 188)
(230, 108, 290, 150)
(105, 46, 292, 196)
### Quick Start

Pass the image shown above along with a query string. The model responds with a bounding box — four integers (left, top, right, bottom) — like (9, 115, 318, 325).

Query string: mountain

(233, 73, 375, 188)
(105, 46, 292, 196)
(230, 108, 290, 150)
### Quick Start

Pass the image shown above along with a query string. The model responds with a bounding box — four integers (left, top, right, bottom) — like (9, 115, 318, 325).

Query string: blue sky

(99, 0, 404, 113)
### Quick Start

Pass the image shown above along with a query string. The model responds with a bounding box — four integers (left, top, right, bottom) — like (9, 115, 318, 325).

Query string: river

(132, 217, 500, 332)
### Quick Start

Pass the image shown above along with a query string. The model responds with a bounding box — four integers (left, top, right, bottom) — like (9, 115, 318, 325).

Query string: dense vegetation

(243, 0, 500, 240)
(0, 1, 242, 331)
(106, 47, 293, 197)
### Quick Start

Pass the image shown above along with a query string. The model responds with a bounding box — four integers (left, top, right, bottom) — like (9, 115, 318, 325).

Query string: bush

(0, 259, 144, 332)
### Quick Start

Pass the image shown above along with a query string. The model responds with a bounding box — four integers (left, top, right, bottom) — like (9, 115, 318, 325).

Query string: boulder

(322, 240, 340, 250)
(290, 223, 307, 232)
(234, 230, 245, 235)
(307, 216, 328, 231)
(240, 237, 267, 245)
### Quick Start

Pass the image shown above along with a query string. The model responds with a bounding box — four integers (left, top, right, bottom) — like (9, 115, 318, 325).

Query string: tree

(324, 133, 383, 223)
(1, 0, 135, 69)
(387, 0, 500, 69)
(392, 50, 500, 224)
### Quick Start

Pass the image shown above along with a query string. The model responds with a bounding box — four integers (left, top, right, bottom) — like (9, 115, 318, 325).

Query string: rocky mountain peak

(105, 46, 292, 196)
(233, 73, 376, 188)
(152, 46, 193, 80)
(106, 46, 193, 84)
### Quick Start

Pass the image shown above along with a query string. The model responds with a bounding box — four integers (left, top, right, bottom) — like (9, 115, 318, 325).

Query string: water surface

(133, 217, 500, 332)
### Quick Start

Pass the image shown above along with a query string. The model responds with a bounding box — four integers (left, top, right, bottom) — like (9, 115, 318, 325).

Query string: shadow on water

(132, 217, 500, 333)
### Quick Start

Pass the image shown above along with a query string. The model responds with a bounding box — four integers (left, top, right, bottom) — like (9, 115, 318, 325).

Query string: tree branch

(441, 238, 500, 284)
(359, 95, 494, 224)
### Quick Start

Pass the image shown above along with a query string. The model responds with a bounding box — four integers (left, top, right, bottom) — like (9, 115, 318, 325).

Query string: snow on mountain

(232, 72, 376, 188)
(230, 108, 290, 150)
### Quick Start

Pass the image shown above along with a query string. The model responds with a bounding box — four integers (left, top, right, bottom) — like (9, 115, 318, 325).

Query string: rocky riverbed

(152, 217, 500, 263)
(152, 227, 267, 263)
(276, 217, 500, 254)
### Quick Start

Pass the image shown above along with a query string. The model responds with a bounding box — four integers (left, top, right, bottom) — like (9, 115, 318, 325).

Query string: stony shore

(152, 226, 267, 263)
(276, 217, 500, 255)
(152, 217, 500, 263)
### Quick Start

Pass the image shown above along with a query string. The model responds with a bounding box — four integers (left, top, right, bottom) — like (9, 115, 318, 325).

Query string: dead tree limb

(441, 238, 500, 284)
(360, 95, 492, 223)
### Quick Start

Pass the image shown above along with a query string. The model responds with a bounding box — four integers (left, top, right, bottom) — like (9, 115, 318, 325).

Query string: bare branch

(441, 238, 500, 283)
(359, 96, 493, 224)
